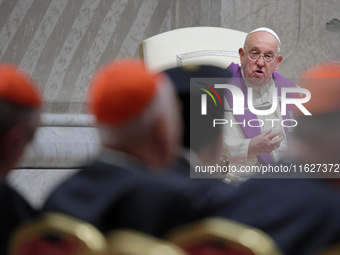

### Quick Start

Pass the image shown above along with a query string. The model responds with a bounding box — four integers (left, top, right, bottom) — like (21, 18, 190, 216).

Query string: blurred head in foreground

(0, 64, 41, 177)
(164, 65, 230, 166)
(293, 62, 340, 164)
(88, 58, 182, 169)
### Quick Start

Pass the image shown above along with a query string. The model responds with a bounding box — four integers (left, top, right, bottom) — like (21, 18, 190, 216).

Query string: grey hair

(243, 33, 281, 54)
(98, 76, 177, 146)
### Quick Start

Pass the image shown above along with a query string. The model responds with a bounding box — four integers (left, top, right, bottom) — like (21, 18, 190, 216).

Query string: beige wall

(0, 0, 176, 114)
(177, 0, 340, 78)
(219, 0, 340, 78)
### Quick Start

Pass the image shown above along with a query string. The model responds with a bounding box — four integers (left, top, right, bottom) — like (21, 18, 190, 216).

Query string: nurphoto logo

(201, 84, 311, 116)
(197, 81, 311, 129)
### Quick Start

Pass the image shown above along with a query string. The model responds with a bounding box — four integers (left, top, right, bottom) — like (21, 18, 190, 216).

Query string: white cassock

(223, 69, 288, 178)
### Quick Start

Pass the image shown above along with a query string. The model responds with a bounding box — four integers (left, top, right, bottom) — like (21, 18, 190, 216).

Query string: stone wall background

(1, 0, 339, 114)
(178, 0, 340, 78)
(1, 0, 339, 206)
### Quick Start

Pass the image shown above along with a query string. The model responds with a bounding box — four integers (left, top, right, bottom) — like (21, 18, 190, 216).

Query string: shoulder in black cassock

(43, 159, 221, 236)
(0, 178, 36, 254)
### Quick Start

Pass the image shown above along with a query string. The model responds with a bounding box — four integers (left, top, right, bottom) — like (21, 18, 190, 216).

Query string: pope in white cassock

(223, 27, 298, 178)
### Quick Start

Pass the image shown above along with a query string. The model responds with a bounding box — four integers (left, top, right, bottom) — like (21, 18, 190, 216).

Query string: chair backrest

(106, 229, 188, 255)
(166, 217, 283, 255)
(316, 243, 340, 255)
(9, 213, 107, 255)
(139, 27, 247, 72)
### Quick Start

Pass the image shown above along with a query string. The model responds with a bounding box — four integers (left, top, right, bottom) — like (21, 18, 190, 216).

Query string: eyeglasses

(245, 50, 278, 63)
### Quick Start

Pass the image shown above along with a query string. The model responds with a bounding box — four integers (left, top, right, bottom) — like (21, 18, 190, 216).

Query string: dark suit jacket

(42, 159, 215, 237)
(168, 157, 340, 255)
(43, 157, 340, 255)
(0, 179, 36, 254)
(208, 177, 340, 255)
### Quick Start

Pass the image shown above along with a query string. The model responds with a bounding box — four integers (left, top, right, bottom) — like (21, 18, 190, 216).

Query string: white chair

(139, 27, 247, 72)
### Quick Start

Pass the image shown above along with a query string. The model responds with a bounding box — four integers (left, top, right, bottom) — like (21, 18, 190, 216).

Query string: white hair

(98, 75, 177, 146)
(244, 27, 281, 53)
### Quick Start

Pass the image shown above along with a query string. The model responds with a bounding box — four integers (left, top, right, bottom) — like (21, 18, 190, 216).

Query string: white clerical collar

(240, 67, 274, 94)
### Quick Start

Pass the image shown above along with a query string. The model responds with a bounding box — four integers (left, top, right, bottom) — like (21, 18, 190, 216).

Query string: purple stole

(225, 63, 297, 165)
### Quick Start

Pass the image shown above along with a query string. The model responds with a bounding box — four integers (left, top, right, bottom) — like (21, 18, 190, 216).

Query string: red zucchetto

(298, 62, 340, 116)
(88, 59, 161, 126)
(0, 64, 41, 108)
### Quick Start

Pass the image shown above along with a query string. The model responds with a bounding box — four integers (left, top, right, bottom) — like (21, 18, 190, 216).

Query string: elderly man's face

(239, 31, 283, 87)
